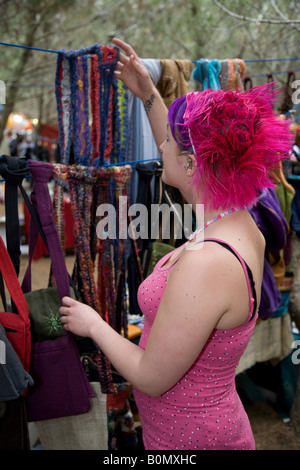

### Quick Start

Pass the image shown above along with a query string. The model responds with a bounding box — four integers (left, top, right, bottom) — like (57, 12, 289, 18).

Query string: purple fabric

(23, 160, 95, 422)
(26, 334, 94, 422)
(22, 160, 70, 300)
(248, 189, 288, 320)
(248, 188, 288, 252)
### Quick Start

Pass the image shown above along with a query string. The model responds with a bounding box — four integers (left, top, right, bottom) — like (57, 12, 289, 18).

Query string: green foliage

(0, 0, 299, 129)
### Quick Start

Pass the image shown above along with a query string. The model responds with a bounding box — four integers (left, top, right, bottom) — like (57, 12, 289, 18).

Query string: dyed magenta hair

(168, 83, 294, 210)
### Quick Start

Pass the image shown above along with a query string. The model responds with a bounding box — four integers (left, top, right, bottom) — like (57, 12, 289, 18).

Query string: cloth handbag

(34, 382, 108, 450)
(23, 160, 95, 422)
(24, 286, 77, 342)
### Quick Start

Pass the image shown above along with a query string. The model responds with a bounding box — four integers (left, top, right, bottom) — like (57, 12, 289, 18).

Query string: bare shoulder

(164, 213, 265, 329)
(163, 241, 236, 325)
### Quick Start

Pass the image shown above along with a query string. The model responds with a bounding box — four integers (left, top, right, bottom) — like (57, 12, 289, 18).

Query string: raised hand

(113, 38, 155, 102)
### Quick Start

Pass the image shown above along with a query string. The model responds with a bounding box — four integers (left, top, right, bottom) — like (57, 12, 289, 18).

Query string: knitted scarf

(56, 44, 125, 167)
(67, 164, 114, 393)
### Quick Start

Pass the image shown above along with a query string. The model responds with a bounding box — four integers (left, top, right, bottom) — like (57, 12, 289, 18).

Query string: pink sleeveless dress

(133, 238, 257, 450)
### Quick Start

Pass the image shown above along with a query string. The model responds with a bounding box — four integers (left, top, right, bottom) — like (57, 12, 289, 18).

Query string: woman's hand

(113, 38, 155, 102)
(113, 37, 168, 148)
(59, 297, 102, 339)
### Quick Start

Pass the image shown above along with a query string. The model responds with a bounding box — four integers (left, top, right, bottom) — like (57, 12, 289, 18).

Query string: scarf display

(193, 58, 246, 91)
(51, 163, 133, 393)
(55, 44, 128, 167)
(54, 44, 132, 393)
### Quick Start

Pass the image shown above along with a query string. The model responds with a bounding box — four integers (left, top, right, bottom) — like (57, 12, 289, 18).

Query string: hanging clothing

(193, 58, 246, 92)
(126, 59, 161, 164)
(192, 59, 222, 90)
(55, 44, 125, 167)
(126, 59, 161, 203)
(219, 59, 246, 91)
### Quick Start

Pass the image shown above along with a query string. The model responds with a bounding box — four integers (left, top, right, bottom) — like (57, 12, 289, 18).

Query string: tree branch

(213, 0, 300, 24)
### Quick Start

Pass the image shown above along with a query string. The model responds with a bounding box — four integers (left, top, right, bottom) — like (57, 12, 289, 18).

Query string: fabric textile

(0, 323, 33, 401)
(22, 160, 95, 421)
(35, 382, 108, 450)
(134, 239, 257, 450)
(157, 59, 193, 108)
(0, 236, 31, 373)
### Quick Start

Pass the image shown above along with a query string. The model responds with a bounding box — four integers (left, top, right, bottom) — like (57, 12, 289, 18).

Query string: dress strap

(200, 238, 257, 321)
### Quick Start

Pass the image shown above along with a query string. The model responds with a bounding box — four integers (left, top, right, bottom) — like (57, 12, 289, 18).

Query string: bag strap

(0, 156, 29, 276)
(19, 184, 80, 300)
(0, 272, 7, 311)
(0, 236, 29, 321)
(21, 160, 70, 300)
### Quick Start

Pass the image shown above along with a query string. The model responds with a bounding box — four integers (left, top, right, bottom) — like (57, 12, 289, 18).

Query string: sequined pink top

(134, 238, 257, 450)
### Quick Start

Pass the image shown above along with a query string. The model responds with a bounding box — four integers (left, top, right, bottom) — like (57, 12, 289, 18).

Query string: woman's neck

(181, 188, 239, 233)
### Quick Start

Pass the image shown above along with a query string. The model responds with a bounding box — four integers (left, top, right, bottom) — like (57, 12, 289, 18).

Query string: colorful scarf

(67, 164, 114, 393)
(56, 44, 127, 167)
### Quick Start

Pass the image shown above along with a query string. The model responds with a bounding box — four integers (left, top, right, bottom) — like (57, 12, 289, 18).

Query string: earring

(184, 157, 194, 171)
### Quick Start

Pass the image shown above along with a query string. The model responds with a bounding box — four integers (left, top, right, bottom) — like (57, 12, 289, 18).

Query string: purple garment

(248, 189, 288, 320)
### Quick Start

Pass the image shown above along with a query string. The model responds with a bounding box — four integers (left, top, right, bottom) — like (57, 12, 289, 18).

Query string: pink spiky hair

(168, 83, 294, 210)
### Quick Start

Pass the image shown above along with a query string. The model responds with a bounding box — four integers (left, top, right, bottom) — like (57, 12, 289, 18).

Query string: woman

(59, 39, 293, 450)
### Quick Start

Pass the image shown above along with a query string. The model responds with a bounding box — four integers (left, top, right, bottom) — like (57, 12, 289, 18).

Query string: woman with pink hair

(60, 39, 293, 450)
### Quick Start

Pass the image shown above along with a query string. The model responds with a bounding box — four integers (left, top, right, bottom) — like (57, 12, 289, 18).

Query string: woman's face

(159, 123, 182, 187)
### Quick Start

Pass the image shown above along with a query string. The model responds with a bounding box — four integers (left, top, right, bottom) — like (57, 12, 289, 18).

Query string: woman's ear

(183, 154, 197, 176)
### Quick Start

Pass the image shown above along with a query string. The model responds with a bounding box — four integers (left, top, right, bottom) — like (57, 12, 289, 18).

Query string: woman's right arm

(113, 38, 168, 148)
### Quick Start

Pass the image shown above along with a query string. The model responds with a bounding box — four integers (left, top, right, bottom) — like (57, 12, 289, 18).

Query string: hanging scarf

(55, 55, 73, 165)
(218, 59, 246, 91)
(70, 54, 91, 165)
(112, 165, 132, 336)
(52, 163, 68, 249)
(192, 58, 221, 90)
(56, 44, 122, 167)
(89, 45, 121, 166)
(94, 168, 117, 328)
(67, 164, 114, 393)
(113, 80, 129, 164)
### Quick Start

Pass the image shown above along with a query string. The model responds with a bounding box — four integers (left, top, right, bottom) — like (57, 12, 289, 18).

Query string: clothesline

(0, 41, 59, 54)
(1, 40, 299, 123)
(0, 40, 300, 64)
(251, 68, 300, 78)
(285, 102, 300, 116)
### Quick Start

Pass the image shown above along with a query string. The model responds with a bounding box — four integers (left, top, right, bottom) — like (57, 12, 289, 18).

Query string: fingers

(118, 52, 129, 66)
(113, 38, 136, 58)
(59, 296, 76, 320)
(61, 296, 76, 307)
